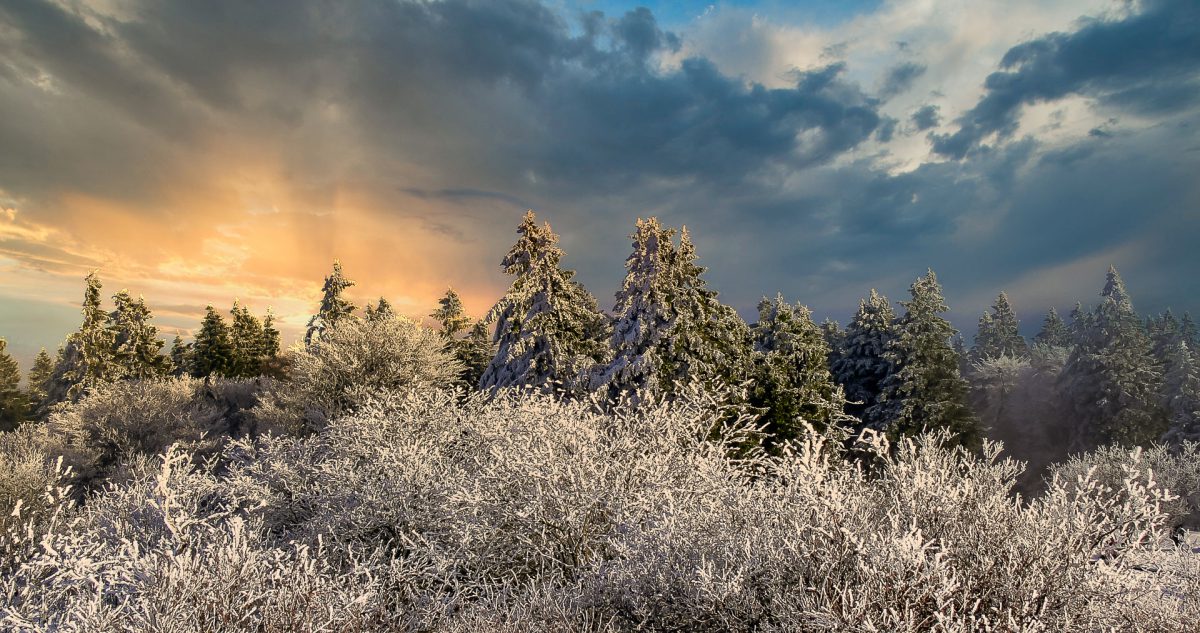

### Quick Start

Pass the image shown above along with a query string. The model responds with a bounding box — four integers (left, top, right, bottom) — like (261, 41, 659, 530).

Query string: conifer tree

(480, 211, 608, 395)
(821, 318, 845, 371)
(877, 269, 979, 448)
(261, 308, 282, 359)
(191, 305, 235, 378)
(1162, 341, 1200, 445)
(460, 321, 494, 389)
(831, 289, 896, 426)
(1181, 313, 1198, 350)
(0, 338, 26, 430)
(1148, 309, 1183, 368)
(169, 335, 192, 377)
(305, 260, 357, 348)
(108, 290, 170, 379)
(228, 300, 267, 377)
(46, 271, 117, 404)
(364, 297, 396, 323)
(1033, 307, 1071, 348)
(1060, 267, 1165, 448)
(971, 292, 1027, 360)
(750, 295, 845, 452)
(431, 289, 471, 338)
(25, 347, 53, 414)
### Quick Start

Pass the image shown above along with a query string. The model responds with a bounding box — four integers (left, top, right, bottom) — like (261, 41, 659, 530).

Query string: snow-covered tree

(750, 295, 846, 452)
(1033, 307, 1071, 348)
(1161, 341, 1200, 445)
(168, 335, 192, 377)
(877, 269, 979, 448)
(191, 305, 235, 378)
(480, 211, 608, 395)
(228, 300, 266, 378)
(108, 290, 170, 379)
(431, 289, 471, 337)
(0, 338, 26, 430)
(831, 289, 896, 427)
(24, 347, 53, 415)
(305, 260, 357, 348)
(46, 271, 117, 404)
(1059, 266, 1165, 449)
(261, 308, 281, 360)
(971, 292, 1027, 361)
(364, 297, 396, 323)
(1181, 312, 1198, 350)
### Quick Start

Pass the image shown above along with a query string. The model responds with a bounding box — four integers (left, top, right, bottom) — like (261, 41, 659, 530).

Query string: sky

(1, 0, 1198, 367)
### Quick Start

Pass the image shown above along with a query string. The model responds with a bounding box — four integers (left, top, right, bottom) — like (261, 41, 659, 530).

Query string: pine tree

(876, 269, 979, 448)
(305, 260, 357, 348)
(1059, 266, 1165, 448)
(480, 211, 609, 395)
(169, 335, 193, 377)
(0, 338, 26, 430)
(25, 347, 53, 415)
(46, 271, 117, 404)
(821, 318, 845, 371)
(1068, 302, 1093, 345)
(261, 308, 282, 359)
(364, 297, 396, 323)
(1033, 307, 1071, 348)
(1148, 309, 1182, 368)
(1181, 313, 1198, 350)
(431, 289, 471, 338)
(460, 321, 494, 389)
(191, 305, 235, 378)
(750, 295, 845, 452)
(1162, 341, 1200, 445)
(108, 290, 170, 379)
(971, 292, 1027, 360)
(831, 289, 896, 427)
(228, 300, 266, 377)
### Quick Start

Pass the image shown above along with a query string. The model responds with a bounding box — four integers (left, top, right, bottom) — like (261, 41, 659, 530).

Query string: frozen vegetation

(2, 212, 1200, 630)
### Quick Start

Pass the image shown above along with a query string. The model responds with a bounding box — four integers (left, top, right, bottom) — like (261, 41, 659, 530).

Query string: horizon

(2, 0, 1198, 367)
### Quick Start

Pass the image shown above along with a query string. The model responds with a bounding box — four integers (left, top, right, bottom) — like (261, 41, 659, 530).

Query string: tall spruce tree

(1033, 307, 1071, 348)
(750, 295, 845, 452)
(108, 290, 170, 379)
(480, 211, 608, 395)
(191, 305, 235, 378)
(1162, 341, 1200, 445)
(877, 269, 979, 448)
(46, 271, 117, 404)
(305, 260, 357, 348)
(0, 338, 26, 430)
(229, 300, 266, 377)
(1059, 266, 1165, 448)
(831, 289, 896, 427)
(971, 292, 1028, 360)
(25, 347, 53, 416)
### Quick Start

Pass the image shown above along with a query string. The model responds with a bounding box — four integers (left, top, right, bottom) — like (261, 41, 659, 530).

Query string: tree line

(2, 210, 1197, 461)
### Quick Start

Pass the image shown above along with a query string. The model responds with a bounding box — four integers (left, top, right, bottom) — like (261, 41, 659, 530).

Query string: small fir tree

(108, 290, 170, 379)
(46, 271, 117, 404)
(431, 289, 471, 337)
(229, 300, 266, 377)
(364, 297, 396, 323)
(831, 289, 896, 427)
(305, 260, 357, 348)
(0, 338, 26, 430)
(191, 305, 235, 378)
(1033, 307, 1071, 348)
(25, 347, 53, 415)
(169, 335, 193, 377)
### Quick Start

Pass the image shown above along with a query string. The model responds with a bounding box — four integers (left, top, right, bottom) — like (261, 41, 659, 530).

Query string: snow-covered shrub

(42, 377, 230, 487)
(3, 388, 1197, 631)
(1053, 442, 1200, 531)
(0, 425, 73, 572)
(263, 316, 463, 432)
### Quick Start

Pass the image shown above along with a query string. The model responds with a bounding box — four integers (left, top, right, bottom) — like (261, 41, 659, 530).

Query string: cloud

(931, 0, 1200, 158)
(911, 104, 941, 131)
(879, 62, 926, 99)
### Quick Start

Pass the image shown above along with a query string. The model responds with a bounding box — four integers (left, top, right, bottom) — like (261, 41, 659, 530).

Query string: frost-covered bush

(262, 316, 463, 432)
(0, 425, 73, 571)
(1053, 442, 1200, 531)
(42, 377, 239, 487)
(3, 388, 1198, 631)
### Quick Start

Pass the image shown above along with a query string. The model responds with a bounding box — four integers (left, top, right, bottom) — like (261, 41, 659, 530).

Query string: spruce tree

(1033, 307, 1071, 348)
(1181, 313, 1198, 351)
(821, 318, 845, 372)
(169, 335, 193, 377)
(1162, 341, 1200, 445)
(108, 290, 170, 379)
(261, 308, 282, 359)
(229, 300, 266, 377)
(46, 271, 117, 404)
(305, 260, 357, 348)
(431, 289, 471, 338)
(971, 292, 1028, 360)
(877, 269, 979, 448)
(364, 297, 396, 323)
(831, 289, 896, 427)
(1060, 266, 1165, 448)
(460, 321, 493, 389)
(0, 338, 26, 430)
(191, 305, 235, 378)
(750, 295, 845, 452)
(1149, 309, 1183, 368)
(480, 211, 609, 395)
(25, 347, 53, 415)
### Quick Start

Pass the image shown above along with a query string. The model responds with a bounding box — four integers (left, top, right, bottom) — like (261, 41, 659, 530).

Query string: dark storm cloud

(931, 0, 1200, 158)
(879, 62, 926, 99)
(911, 105, 941, 131)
